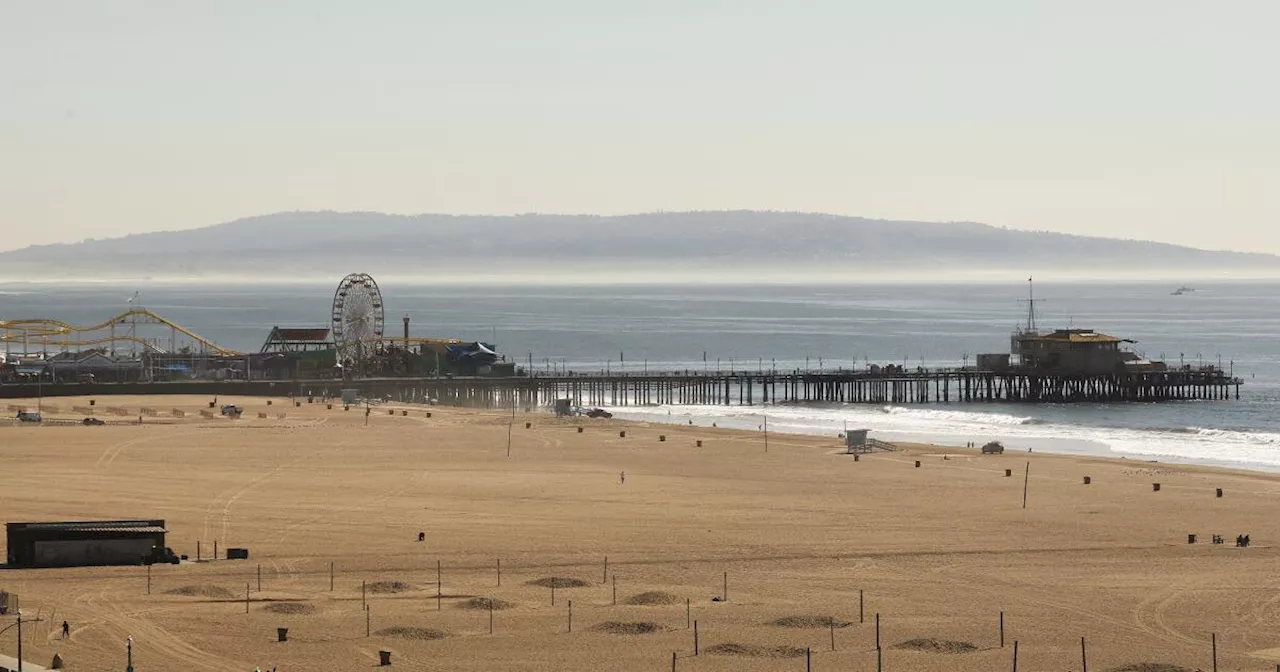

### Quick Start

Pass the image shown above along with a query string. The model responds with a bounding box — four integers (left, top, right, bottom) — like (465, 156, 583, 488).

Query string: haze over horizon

(3, 2, 1277, 254)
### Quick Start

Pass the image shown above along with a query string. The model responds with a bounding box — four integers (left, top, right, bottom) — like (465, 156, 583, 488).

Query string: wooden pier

(1, 367, 1242, 408)
(312, 366, 1242, 409)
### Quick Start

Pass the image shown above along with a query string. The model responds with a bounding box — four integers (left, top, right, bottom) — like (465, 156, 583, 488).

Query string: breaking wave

(603, 403, 1280, 471)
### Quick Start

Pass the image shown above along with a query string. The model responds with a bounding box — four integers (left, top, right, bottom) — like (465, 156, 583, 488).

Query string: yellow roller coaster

(0, 308, 243, 356)
(0, 308, 468, 359)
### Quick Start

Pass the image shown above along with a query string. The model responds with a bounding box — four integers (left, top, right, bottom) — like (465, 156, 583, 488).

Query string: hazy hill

(3, 211, 1276, 282)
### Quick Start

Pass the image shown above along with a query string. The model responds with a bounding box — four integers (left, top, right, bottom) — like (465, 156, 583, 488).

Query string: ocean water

(3, 281, 1280, 469)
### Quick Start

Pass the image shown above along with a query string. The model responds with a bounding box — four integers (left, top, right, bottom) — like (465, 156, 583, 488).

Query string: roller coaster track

(0, 308, 242, 356)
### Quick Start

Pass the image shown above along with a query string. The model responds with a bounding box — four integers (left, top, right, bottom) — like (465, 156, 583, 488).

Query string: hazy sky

(2, 1, 1276, 253)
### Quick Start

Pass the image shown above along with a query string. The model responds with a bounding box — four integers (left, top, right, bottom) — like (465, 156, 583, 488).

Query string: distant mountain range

(2, 211, 1276, 281)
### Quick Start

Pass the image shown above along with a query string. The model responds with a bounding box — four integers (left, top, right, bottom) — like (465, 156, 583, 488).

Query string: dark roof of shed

(272, 328, 331, 342)
(7, 520, 167, 533)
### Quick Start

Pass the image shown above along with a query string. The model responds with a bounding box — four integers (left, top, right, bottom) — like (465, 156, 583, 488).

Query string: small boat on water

(1172, 286, 1195, 295)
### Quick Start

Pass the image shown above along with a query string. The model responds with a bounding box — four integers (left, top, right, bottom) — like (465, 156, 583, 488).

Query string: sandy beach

(2, 394, 1278, 671)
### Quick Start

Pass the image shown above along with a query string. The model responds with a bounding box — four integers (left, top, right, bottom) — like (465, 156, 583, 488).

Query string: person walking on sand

(619, 471, 626, 485)
(61, 620, 69, 638)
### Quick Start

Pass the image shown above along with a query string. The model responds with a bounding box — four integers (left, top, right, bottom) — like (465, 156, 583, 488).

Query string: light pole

(0, 610, 27, 672)
(127, 634, 134, 671)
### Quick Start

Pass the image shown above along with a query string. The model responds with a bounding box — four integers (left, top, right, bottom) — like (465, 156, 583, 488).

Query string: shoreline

(602, 402, 1280, 476)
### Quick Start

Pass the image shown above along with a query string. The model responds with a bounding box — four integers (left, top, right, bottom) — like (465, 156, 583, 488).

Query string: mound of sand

(591, 621, 665, 635)
(893, 638, 979, 654)
(1105, 660, 1192, 665)
(367, 581, 413, 594)
(263, 602, 315, 615)
(526, 577, 589, 589)
(626, 591, 683, 606)
(704, 643, 807, 658)
(165, 585, 236, 599)
(457, 597, 515, 611)
(375, 626, 447, 640)
(771, 615, 852, 629)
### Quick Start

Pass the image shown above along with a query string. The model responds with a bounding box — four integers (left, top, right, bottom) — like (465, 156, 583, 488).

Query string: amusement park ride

(0, 273, 503, 381)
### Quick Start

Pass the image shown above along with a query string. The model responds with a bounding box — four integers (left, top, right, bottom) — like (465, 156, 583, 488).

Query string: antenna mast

(1025, 276, 1037, 333)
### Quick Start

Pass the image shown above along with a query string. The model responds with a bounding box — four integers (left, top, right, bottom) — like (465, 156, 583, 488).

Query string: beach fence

(30, 546, 1235, 672)
(171, 408, 185, 418)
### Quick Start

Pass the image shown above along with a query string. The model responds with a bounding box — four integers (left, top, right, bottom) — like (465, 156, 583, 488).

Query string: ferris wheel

(331, 272, 385, 363)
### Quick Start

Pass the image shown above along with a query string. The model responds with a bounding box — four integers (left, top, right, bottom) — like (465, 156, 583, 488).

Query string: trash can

(577, 427, 584, 434)
(277, 627, 289, 642)
(914, 460, 921, 468)
(1216, 488, 1223, 498)
(1152, 483, 1161, 492)
(1005, 469, 1012, 477)
(696, 440, 702, 447)
(1083, 476, 1092, 485)
(659, 435, 666, 442)
(379, 650, 392, 666)
(619, 431, 626, 438)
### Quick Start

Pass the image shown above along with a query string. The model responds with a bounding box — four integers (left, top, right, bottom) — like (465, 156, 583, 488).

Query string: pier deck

(0, 367, 1242, 408)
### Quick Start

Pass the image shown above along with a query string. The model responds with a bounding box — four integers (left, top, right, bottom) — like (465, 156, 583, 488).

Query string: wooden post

(437, 559, 442, 611)
(551, 581, 556, 606)
(1013, 640, 1019, 672)
(694, 620, 699, 655)
(860, 589, 864, 623)
(875, 613, 881, 650)
(362, 580, 366, 610)
(366, 604, 370, 637)
(257, 563, 262, 592)
(612, 574, 617, 605)
(1081, 636, 1087, 672)
(215, 540, 218, 559)
(330, 562, 334, 591)
(686, 598, 691, 629)
(1022, 462, 1030, 509)
(245, 583, 250, 613)
(1000, 611, 1005, 648)
(147, 563, 151, 595)
(568, 600, 573, 633)
(723, 571, 728, 601)
(672, 651, 677, 672)
(497, 558, 501, 587)
(807, 647, 811, 671)
(197, 540, 201, 561)
(830, 620, 836, 650)
(489, 602, 494, 634)
(1212, 632, 1217, 672)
